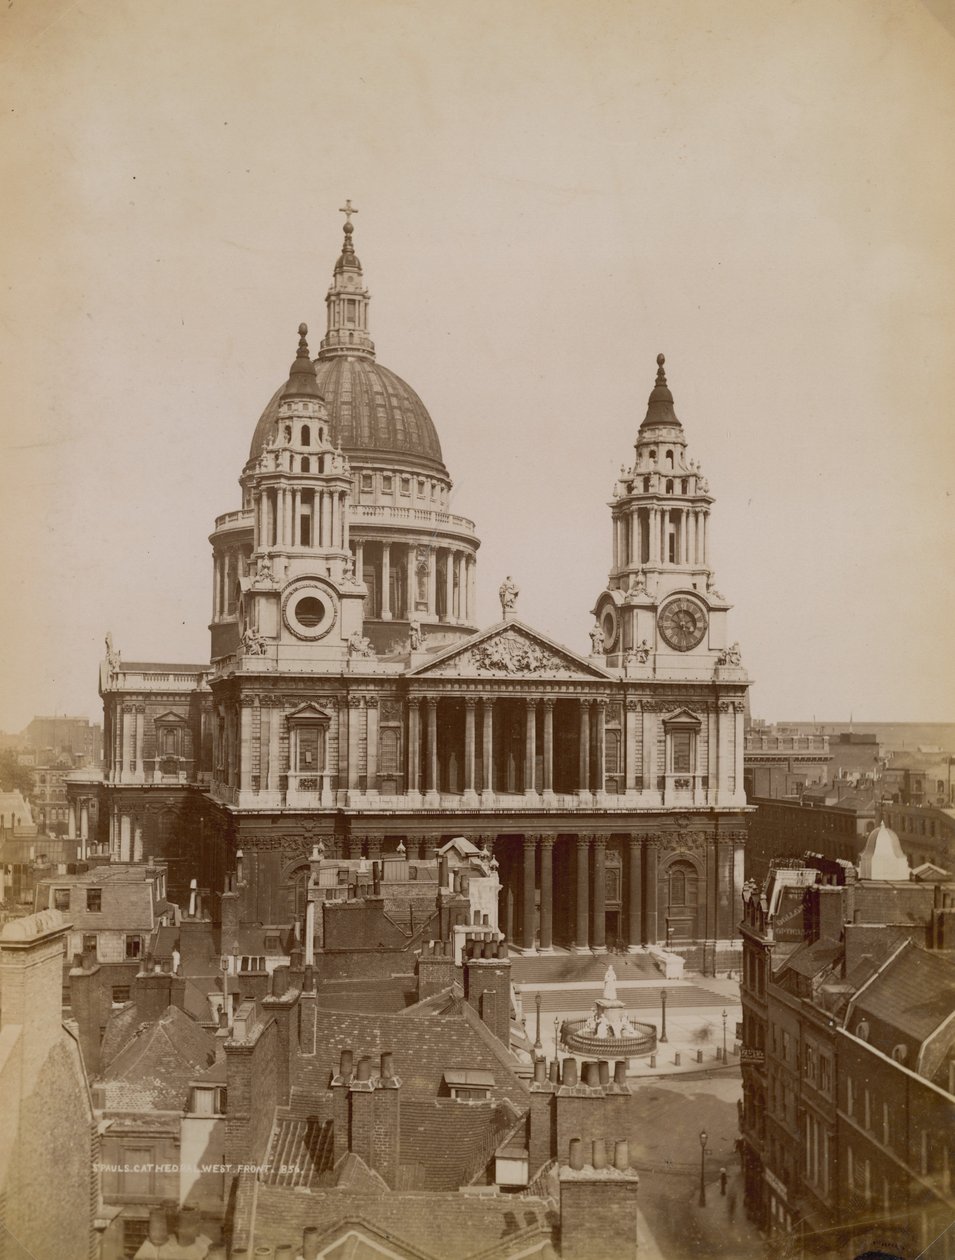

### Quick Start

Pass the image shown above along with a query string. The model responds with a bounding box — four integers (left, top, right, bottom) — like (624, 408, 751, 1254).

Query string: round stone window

(295, 596, 325, 627)
(282, 581, 337, 640)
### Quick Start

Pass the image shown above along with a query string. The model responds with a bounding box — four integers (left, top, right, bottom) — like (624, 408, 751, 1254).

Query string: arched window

(665, 479, 674, 494)
(666, 450, 674, 468)
(681, 479, 688, 494)
(670, 866, 687, 905)
(301, 424, 311, 446)
(649, 449, 656, 461)
(301, 456, 310, 473)
(643, 476, 650, 492)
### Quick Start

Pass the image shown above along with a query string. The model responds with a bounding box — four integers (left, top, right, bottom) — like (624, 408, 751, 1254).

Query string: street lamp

(534, 992, 543, 1054)
(699, 1129, 708, 1207)
(722, 1009, 728, 1062)
(554, 1015, 561, 1055)
(660, 988, 668, 1043)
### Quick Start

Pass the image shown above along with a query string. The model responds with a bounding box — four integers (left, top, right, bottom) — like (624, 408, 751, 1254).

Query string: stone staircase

(510, 950, 659, 986)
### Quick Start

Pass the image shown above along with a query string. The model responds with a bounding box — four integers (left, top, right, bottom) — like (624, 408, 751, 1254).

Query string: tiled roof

(780, 940, 841, 979)
(99, 1005, 216, 1111)
(851, 942, 955, 1048)
(248, 1184, 556, 1260)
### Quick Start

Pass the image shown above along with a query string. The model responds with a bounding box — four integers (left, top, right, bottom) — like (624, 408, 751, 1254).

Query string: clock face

(658, 597, 708, 652)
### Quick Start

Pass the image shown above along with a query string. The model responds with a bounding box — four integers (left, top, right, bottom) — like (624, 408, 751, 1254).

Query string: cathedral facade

(80, 211, 751, 971)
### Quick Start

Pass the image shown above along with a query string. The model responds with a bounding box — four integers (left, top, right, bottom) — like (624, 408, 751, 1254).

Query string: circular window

(295, 596, 324, 627)
(283, 581, 337, 640)
(600, 603, 618, 652)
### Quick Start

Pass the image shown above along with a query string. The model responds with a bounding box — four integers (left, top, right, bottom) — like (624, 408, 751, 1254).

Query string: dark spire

(281, 323, 322, 399)
(639, 352, 682, 431)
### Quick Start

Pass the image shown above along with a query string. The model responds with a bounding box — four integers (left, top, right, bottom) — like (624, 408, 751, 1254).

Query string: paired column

(463, 699, 477, 793)
(591, 835, 607, 951)
(542, 700, 554, 794)
(425, 698, 438, 794)
(355, 539, 364, 583)
(578, 702, 591, 792)
(444, 549, 454, 622)
(239, 702, 252, 792)
(524, 699, 537, 793)
(644, 840, 659, 944)
(574, 836, 590, 951)
(427, 547, 438, 616)
(67, 803, 77, 840)
(366, 698, 379, 790)
(594, 701, 606, 792)
(521, 835, 537, 952)
(405, 545, 416, 622)
(627, 834, 642, 948)
(482, 700, 494, 793)
(539, 834, 555, 952)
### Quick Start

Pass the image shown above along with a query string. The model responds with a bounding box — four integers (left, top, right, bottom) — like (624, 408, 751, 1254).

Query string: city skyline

(2, 0, 953, 730)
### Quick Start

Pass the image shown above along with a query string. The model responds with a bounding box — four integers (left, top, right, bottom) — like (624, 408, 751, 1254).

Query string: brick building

(744, 795, 876, 886)
(881, 802, 955, 874)
(72, 213, 754, 975)
(738, 824, 955, 1257)
(744, 723, 831, 800)
(0, 910, 100, 1260)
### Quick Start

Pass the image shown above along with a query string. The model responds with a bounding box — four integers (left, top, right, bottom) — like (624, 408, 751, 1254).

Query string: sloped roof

(99, 1005, 216, 1111)
(851, 942, 955, 1048)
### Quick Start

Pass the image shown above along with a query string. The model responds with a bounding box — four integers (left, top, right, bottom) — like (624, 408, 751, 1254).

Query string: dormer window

(189, 1085, 227, 1116)
(443, 1070, 494, 1101)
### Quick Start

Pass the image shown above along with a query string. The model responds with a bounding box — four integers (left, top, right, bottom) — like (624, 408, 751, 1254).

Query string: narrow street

(629, 1075, 765, 1260)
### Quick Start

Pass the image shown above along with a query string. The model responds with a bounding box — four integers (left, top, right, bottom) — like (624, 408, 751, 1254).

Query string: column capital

(425, 695, 439, 710)
(628, 832, 642, 849)
(522, 833, 538, 849)
(524, 696, 539, 709)
(538, 833, 556, 850)
(464, 696, 478, 710)
(364, 695, 379, 710)
(590, 833, 608, 852)
(576, 834, 590, 851)
(541, 696, 556, 711)
(348, 694, 363, 708)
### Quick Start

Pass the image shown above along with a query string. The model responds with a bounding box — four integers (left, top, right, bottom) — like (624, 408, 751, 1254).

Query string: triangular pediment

(154, 711, 187, 724)
(409, 619, 613, 680)
(286, 701, 334, 722)
(661, 706, 703, 726)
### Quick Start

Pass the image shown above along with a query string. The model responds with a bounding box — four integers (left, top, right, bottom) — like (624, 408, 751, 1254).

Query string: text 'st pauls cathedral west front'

(78, 209, 751, 971)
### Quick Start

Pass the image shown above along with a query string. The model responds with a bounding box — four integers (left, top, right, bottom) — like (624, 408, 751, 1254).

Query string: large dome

(249, 356, 447, 476)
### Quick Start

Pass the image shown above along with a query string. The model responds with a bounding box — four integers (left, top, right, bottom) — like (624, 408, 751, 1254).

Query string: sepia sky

(1, 0, 953, 732)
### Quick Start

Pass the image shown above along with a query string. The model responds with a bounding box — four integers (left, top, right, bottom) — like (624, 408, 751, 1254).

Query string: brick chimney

(348, 1055, 376, 1167)
(416, 939, 455, 1000)
(132, 962, 187, 1023)
(0, 909, 71, 1069)
(371, 1051, 401, 1188)
(528, 1056, 557, 1176)
(69, 953, 111, 1077)
(555, 1058, 631, 1160)
(559, 1137, 639, 1260)
(464, 939, 511, 1045)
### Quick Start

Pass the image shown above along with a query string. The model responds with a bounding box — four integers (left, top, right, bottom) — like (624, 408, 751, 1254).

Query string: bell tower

(591, 354, 738, 675)
(236, 324, 368, 667)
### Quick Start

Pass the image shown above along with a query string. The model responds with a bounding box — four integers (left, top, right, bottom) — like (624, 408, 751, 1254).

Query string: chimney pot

(592, 1138, 608, 1170)
(549, 1058, 560, 1084)
(340, 1049, 354, 1078)
(356, 1055, 372, 1082)
(598, 1059, 610, 1086)
(614, 1060, 627, 1086)
(534, 1057, 547, 1084)
(177, 1206, 200, 1245)
(614, 1139, 630, 1171)
(584, 1061, 600, 1087)
(272, 966, 290, 997)
(380, 1051, 394, 1080)
(497, 939, 508, 959)
(562, 1058, 578, 1087)
(275, 1247, 294, 1260)
(302, 1226, 321, 1260)
(147, 1206, 169, 1246)
(218, 1008, 228, 1029)
(569, 1137, 584, 1171)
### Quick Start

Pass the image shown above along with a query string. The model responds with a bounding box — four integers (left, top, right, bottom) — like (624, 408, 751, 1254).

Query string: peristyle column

(539, 834, 555, 951)
(627, 834, 642, 948)
(464, 699, 477, 792)
(591, 835, 607, 951)
(542, 699, 554, 793)
(575, 835, 590, 951)
(425, 698, 438, 794)
(522, 835, 537, 951)
(381, 543, 392, 620)
(524, 699, 538, 793)
(578, 701, 591, 792)
(482, 699, 494, 793)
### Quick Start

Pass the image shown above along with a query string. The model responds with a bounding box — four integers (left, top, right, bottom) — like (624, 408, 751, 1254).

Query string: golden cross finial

(339, 199, 358, 224)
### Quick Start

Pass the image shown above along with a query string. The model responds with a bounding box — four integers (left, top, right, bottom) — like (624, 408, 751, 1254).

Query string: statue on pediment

(499, 575, 519, 616)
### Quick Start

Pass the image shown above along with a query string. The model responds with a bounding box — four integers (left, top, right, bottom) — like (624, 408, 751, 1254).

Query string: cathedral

(75, 208, 751, 971)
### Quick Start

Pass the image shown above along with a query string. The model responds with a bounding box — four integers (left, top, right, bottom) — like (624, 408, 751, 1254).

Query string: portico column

(542, 699, 554, 794)
(522, 835, 537, 951)
(644, 839, 659, 944)
(133, 818, 143, 863)
(627, 834, 642, 949)
(482, 699, 494, 794)
(407, 700, 420, 794)
(355, 539, 364, 583)
(347, 697, 362, 790)
(624, 701, 639, 792)
(574, 836, 590, 951)
(464, 699, 477, 793)
(67, 803, 77, 840)
(539, 834, 555, 951)
(591, 835, 607, 952)
(381, 544, 392, 620)
(80, 802, 89, 842)
(524, 699, 538, 793)
(578, 701, 591, 792)
(425, 698, 438, 794)
(467, 556, 476, 624)
(135, 706, 144, 779)
(594, 701, 606, 792)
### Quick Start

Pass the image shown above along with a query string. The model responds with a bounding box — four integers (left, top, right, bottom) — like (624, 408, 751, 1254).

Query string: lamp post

(554, 1015, 561, 1056)
(699, 1129, 708, 1207)
(660, 988, 668, 1043)
(722, 1008, 728, 1062)
(534, 992, 543, 1054)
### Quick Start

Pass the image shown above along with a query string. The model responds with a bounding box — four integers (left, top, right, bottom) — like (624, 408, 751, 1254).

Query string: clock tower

(592, 354, 736, 677)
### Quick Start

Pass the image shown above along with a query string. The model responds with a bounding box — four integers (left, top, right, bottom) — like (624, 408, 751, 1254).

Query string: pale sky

(1, 0, 953, 732)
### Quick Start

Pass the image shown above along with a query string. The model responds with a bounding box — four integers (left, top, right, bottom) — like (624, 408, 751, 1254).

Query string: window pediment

(661, 707, 702, 728)
(286, 702, 333, 725)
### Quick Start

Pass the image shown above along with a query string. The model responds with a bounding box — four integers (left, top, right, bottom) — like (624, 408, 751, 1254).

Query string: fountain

(559, 965, 657, 1057)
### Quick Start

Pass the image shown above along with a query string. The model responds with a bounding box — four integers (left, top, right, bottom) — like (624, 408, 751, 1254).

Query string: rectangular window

(82, 934, 97, 955)
(382, 474, 393, 492)
(112, 985, 131, 1004)
(400, 476, 411, 495)
(86, 888, 102, 912)
(53, 888, 70, 910)
(125, 934, 142, 960)
(671, 731, 693, 774)
(361, 473, 373, 493)
(300, 511, 311, 547)
(820, 1057, 831, 1094)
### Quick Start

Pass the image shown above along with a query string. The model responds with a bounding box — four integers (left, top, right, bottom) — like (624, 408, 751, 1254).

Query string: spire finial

(296, 323, 310, 358)
(655, 353, 667, 386)
(339, 199, 359, 224)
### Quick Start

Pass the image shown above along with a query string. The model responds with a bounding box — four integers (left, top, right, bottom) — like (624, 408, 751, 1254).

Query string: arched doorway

(663, 858, 700, 943)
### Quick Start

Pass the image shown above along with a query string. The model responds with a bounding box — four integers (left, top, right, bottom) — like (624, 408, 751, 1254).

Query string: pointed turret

(319, 200, 376, 361)
(282, 324, 322, 399)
